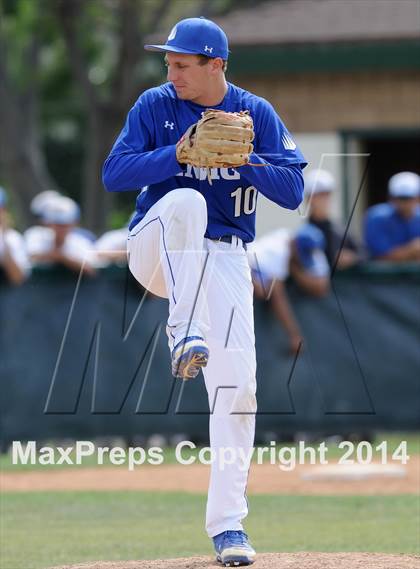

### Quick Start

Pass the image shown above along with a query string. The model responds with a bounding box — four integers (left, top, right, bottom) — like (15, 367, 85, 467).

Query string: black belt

(214, 235, 247, 250)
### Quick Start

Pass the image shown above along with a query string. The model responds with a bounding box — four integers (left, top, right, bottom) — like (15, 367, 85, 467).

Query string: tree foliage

(0, 0, 257, 231)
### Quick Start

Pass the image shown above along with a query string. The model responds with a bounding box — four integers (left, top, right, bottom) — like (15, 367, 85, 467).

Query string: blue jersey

(103, 82, 307, 242)
(364, 202, 420, 258)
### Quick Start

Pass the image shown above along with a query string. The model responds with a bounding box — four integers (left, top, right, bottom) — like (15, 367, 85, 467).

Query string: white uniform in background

(0, 228, 31, 278)
(247, 228, 291, 286)
(95, 228, 129, 267)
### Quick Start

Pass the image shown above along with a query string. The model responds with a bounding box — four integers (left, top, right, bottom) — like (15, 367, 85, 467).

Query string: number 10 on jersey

(231, 186, 258, 217)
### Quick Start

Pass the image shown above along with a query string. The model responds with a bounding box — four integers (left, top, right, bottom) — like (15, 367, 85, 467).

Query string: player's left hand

(176, 109, 254, 169)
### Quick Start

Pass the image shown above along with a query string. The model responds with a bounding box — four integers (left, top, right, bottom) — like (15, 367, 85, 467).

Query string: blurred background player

(364, 171, 420, 262)
(25, 195, 96, 275)
(248, 229, 302, 354)
(0, 186, 30, 285)
(290, 168, 361, 296)
(30, 190, 96, 243)
(303, 169, 360, 270)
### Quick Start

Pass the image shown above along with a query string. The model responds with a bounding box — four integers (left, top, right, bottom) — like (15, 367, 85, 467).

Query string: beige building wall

(240, 70, 420, 132)
(245, 68, 419, 238)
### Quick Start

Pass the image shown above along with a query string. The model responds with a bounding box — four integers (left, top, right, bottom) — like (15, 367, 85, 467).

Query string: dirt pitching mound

(49, 552, 420, 569)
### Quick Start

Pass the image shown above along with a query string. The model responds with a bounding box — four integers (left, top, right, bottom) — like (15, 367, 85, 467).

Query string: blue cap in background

(145, 17, 229, 60)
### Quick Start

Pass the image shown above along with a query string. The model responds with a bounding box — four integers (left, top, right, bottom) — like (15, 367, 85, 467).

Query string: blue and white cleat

(171, 336, 209, 380)
(213, 530, 256, 566)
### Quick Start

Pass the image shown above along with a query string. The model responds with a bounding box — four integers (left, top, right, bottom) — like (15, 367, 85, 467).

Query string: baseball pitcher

(103, 17, 307, 566)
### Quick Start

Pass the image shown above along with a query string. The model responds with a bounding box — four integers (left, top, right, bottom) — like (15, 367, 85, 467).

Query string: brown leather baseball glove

(176, 109, 254, 169)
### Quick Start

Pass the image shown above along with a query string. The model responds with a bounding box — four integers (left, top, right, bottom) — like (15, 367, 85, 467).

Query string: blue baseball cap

(145, 17, 229, 60)
(0, 186, 6, 207)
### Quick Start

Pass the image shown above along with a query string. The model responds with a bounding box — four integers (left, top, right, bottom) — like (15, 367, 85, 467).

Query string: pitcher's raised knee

(168, 188, 207, 229)
(163, 188, 207, 250)
(170, 187, 207, 216)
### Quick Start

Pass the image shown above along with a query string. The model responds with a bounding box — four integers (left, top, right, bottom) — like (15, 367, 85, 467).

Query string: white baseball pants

(127, 187, 257, 538)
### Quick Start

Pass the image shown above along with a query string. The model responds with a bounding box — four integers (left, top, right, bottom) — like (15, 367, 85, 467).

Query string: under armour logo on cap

(204, 45, 213, 53)
(167, 25, 177, 41)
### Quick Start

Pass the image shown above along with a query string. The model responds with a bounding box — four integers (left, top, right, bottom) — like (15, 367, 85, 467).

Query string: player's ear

(210, 57, 224, 74)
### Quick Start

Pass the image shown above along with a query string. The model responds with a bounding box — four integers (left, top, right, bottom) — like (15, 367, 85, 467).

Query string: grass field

(1, 433, 419, 569)
(1, 492, 419, 569)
